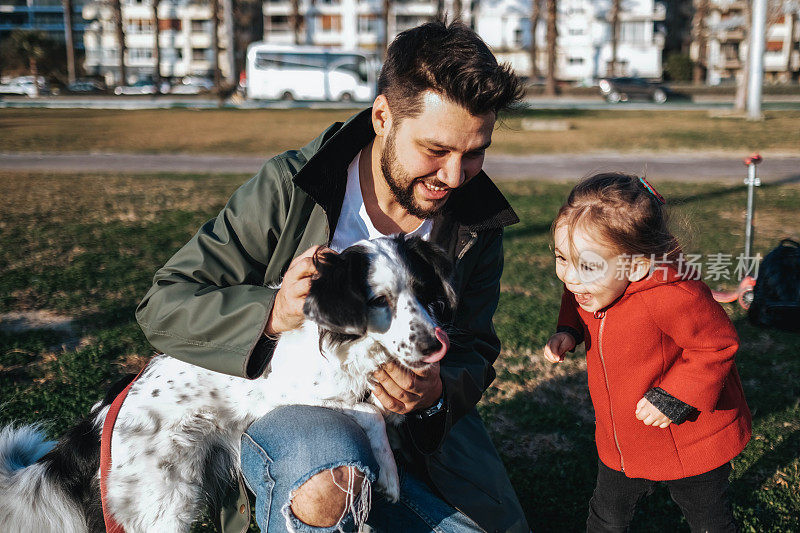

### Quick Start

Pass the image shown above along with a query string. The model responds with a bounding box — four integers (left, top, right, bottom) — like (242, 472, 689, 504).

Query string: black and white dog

(0, 235, 456, 533)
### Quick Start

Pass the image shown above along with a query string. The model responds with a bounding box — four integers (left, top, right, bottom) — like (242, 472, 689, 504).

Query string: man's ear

(627, 255, 652, 282)
(372, 95, 392, 138)
(303, 248, 370, 335)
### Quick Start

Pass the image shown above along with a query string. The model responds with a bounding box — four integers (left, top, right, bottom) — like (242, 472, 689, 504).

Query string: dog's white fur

(0, 236, 456, 533)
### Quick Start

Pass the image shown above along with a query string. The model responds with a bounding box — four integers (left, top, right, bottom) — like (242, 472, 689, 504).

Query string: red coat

(558, 268, 751, 480)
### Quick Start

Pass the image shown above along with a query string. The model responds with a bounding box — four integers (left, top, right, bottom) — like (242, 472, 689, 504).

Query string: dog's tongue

(423, 328, 450, 364)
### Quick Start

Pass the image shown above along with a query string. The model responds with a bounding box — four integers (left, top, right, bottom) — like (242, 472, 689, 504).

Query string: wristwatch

(414, 395, 445, 419)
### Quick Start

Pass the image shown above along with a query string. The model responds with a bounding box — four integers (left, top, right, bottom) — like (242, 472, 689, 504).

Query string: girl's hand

(635, 397, 672, 428)
(543, 332, 576, 363)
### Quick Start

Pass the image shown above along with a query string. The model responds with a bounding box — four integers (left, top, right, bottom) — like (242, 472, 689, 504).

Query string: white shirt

(329, 151, 432, 252)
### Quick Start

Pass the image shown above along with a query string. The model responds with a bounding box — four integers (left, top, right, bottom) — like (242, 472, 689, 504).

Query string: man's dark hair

(377, 20, 524, 119)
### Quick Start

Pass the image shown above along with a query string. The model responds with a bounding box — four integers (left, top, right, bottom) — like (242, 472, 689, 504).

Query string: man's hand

(543, 332, 576, 363)
(635, 397, 672, 428)
(265, 246, 323, 335)
(372, 361, 443, 415)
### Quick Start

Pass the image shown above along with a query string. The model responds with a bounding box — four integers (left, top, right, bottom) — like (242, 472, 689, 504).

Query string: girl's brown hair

(553, 172, 681, 260)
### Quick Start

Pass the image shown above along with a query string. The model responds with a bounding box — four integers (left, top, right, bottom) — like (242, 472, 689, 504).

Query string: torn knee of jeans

(283, 462, 375, 532)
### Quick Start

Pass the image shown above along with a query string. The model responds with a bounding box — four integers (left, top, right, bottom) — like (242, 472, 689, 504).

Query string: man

(136, 21, 528, 533)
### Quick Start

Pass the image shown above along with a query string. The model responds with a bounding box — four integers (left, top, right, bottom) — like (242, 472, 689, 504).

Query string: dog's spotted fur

(0, 235, 456, 533)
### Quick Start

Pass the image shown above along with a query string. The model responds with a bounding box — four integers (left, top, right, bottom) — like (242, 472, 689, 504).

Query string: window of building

(620, 21, 646, 44)
(320, 14, 341, 32)
(129, 47, 153, 60)
(192, 48, 208, 61)
(127, 18, 154, 34)
(568, 57, 584, 64)
(159, 18, 182, 31)
(568, 27, 584, 36)
(268, 15, 290, 31)
(766, 41, 783, 53)
(191, 20, 208, 33)
(358, 14, 377, 33)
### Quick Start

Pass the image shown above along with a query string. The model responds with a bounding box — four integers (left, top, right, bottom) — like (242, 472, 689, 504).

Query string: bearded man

(136, 20, 529, 533)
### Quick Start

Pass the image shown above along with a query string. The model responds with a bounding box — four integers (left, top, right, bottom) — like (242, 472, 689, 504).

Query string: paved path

(1, 151, 799, 183)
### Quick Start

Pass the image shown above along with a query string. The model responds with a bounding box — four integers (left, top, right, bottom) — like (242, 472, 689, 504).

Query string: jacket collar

(291, 108, 519, 234)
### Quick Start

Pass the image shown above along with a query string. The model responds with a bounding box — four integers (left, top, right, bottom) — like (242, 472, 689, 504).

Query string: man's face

(379, 92, 496, 219)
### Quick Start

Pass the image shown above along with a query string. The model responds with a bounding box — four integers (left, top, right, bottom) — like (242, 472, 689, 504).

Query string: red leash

(100, 370, 144, 533)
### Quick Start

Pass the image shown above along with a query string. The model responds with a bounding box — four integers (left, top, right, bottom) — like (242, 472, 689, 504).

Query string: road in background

(2, 94, 800, 111)
(2, 151, 798, 183)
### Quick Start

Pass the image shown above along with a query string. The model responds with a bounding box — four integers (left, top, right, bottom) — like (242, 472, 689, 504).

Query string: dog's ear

(303, 247, 370, 335)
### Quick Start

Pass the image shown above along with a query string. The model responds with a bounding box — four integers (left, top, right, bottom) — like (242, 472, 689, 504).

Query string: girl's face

(553, 222, 641, 313)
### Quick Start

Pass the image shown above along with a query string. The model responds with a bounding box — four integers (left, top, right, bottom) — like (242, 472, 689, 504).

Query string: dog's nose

(422, 328, 449, 363)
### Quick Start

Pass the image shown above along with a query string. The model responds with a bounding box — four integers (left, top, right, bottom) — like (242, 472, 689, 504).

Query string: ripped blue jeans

(240, 405, 483, 533)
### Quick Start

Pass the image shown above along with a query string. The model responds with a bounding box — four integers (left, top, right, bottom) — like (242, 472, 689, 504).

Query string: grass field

(1, 172, 799, 532)
(2, 107, 800, 155)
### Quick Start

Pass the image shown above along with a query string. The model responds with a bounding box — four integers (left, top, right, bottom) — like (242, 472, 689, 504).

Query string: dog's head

(303, 235, 457, 369)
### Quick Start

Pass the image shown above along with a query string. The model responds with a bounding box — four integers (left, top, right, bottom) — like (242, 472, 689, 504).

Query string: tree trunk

(112, 0, 127, 85)
(211, 0, 222, 101)
(381, 0, 391, 60)
(609, 0, 619, 76)
(29, 57, 40, 97)
(290, 0, 301, 45)
(545, 0, 557, 96)
(529, 0, 541, 79)
(62, 0, 76, 84)
(691, 0, 708, 84)
(786, 13, 797, 79)
(734, 1, 751, 112)
(452, 0, 462, 21)
(152, 0, 162, 94)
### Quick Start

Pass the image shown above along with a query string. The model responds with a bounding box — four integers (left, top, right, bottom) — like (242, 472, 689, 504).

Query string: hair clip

(638, 176, 665, 205)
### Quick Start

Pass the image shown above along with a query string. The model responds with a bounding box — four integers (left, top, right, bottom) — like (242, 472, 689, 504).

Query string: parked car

(113, 79, 170, 95)
(170, 76, 215, 94)
(0, 76, 48, 97)
(66, 79, 106, 94)
(598, 77, 669, 103)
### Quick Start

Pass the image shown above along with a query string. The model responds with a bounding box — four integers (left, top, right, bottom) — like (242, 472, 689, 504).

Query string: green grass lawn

(2, 108, 800, 155)
(1, 173, 799, 532)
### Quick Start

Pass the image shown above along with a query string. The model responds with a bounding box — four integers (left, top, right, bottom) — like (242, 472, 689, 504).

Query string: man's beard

(379, 127, 447, 220)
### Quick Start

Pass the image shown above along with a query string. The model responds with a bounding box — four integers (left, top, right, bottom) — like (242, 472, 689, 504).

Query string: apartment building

(261, 0, 469, 50)
(697, 0, 799, 84)
(475, 0, 666, 81)
(0, 0, 88, 52)
(81, 0, 230, 85)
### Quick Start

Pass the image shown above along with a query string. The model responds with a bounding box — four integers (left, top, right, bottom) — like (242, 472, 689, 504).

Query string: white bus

(245, 43, 379, 102)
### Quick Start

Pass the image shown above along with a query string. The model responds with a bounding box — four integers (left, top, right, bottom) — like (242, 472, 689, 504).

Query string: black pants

(586, 460, 737, 533)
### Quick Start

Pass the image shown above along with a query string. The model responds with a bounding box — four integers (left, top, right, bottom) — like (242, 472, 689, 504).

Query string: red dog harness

(100, 370, 144, 533)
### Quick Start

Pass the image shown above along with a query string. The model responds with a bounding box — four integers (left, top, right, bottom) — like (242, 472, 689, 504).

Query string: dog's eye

(368, 295, 389, 307)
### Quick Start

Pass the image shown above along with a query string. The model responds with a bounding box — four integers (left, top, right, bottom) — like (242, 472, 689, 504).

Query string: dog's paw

(376, 459, 400, 503)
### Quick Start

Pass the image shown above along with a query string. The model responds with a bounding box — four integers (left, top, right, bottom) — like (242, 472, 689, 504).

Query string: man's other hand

(265, 246, 323, 335)
(372, 361, 443, 415)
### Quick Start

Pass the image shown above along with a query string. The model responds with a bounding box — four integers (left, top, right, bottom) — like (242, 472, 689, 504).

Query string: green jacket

(136, 109, 529, 533)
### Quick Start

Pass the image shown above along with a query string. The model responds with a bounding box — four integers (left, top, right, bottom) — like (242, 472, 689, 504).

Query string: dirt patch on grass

(0, 310, 75, 334)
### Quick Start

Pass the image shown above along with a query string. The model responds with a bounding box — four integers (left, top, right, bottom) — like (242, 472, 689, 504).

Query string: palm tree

(608, 0, 620, 76)
(62, 0, 76, 84)
(691, 0, 708, 83)
(8, 29, 49, 97)
(452, 0, 463, 21)
(151, 0, 162, 94)
(381, 0, 392, 60)
(290, 0, 301, 45)
(545, 0, 557, 95)
(111, 0, 127, 85)
(529, 0, 543, 79)
(210, 0, 223, 100)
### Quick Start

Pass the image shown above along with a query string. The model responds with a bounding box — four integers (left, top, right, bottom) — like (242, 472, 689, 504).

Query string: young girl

(544, 173, 751, 532)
